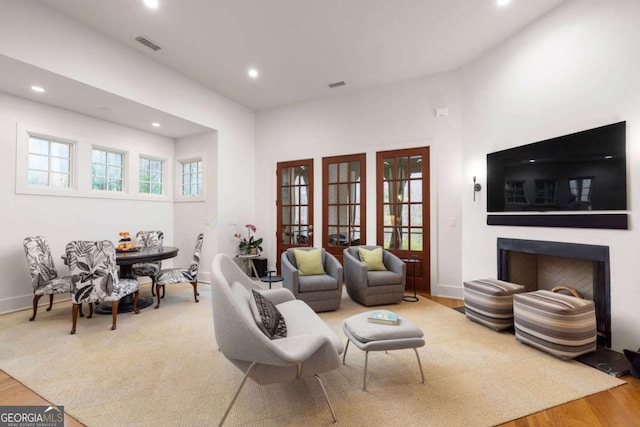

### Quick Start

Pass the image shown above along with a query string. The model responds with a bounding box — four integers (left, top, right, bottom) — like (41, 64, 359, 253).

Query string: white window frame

(175, 155, 205, 202)
(139, 155, 166, 196)
(91, 146, 127, 194)
(15, 125, 78, 196)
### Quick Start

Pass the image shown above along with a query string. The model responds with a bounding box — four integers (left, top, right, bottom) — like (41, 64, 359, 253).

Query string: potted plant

(234, 224, 263, 255)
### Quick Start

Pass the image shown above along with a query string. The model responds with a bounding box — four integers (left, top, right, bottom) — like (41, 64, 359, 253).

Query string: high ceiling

(41, 0, 566, 112)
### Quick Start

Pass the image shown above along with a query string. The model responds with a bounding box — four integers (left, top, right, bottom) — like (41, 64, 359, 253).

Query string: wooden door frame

(276, 159, 314, 272)
(376, 147, 430, 293)
(321, 153, 366, 264)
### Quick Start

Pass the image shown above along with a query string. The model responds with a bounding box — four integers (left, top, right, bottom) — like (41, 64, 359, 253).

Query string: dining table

(96, 245, 179, 314)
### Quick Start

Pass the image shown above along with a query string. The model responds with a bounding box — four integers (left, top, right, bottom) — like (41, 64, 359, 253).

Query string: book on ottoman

(367, 310, 399, 325)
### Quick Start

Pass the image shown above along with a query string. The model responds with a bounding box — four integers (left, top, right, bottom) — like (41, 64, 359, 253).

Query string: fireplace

(497, 238, 611, 347)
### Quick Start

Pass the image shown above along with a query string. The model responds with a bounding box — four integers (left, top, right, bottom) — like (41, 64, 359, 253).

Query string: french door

(376, 147, 430, 293)
(322, 153, 366, 264)
(276, 159, 314, 272)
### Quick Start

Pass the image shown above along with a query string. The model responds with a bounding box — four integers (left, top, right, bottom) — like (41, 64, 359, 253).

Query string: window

(181, 159, 202, 196)
(139, 157, 163, 195)
(27, 136, 72, 188)
(92, 148, 124, 192)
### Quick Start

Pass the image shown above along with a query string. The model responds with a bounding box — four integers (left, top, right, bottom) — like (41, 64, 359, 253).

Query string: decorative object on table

(153, 233, 203, 309)
(117, 231, 133, 250)
(343, 245, 406, 306)
(65, 240, 140, 334)
(23, 236, 73, 321)
(132, 230, 164, 297)
(211, 253, 342, 425)
(281, 247, 343, 312)
(234, 224, 263, 255)
(367, 310, 399, 325)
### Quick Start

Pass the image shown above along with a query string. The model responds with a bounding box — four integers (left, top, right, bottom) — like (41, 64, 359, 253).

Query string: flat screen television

(486, 121, 626, 213)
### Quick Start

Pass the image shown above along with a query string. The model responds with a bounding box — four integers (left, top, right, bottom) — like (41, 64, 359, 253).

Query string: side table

(401, 258, 420, 302)
(236, 254, 260, 277)
(260, 270, 284, 290)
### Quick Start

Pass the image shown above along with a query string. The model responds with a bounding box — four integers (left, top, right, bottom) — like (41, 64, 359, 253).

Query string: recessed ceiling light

(496, 0, 511, 6)
(605, 155, 613, 159)
(143, 0, 159, 9)
(31, 86, 45, 93)
(152, 122, 161, 127)
(248, 68, 259, 79)
(529, 159, 536, 163)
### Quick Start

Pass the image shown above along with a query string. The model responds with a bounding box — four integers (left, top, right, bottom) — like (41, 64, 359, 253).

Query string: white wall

(0, 1, 257, 290)
(0, 92, 175, 312)
(256, 71, 464, 294)
(460, 0, 640, 351)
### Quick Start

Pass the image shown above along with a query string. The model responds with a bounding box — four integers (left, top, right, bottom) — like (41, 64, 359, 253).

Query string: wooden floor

(1, 294, 639, 426)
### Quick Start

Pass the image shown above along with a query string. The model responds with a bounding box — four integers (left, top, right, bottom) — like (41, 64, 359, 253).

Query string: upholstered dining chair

(343, 245, 406, 306)
(153, 233, 203, 309)
(23, 236, 73, 321)
(281, 247, 343, 312)
(65, 240, 140, 334)
(211, 253, 343, 426)
(132, 230, 164, 297)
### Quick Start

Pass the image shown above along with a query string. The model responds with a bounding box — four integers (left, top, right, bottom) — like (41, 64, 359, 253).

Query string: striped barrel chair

(153, 233, 203, 309)
(23, 236, 72, 321)
(65, 240, 140, 334)
(132, 230, 164, 297)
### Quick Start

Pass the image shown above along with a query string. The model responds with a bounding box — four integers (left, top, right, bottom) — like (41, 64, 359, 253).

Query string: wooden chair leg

(46, 294, 54, 311)
(79, 303, 85, 318)
(161, 284, 165, 299)
(192, 281, 199, 303)
(30, 295, 42, 321)
(71, 303, 79, 334)
(111, 301, 118, 330)
(133, 290, 140, 314)
(88, 302, 94, 319)
(151, 276, 156, 296)
(155, 284, 163, 309)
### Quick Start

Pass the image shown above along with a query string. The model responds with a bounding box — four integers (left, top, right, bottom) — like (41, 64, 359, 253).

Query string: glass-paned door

(322, 153, 366, 264)
(377, 147, 430, 293)
(277, 159, 314, 272)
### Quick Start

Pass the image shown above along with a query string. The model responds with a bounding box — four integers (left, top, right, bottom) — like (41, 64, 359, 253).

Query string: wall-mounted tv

(487, 121, 627, 213)
(486, 121, 627, 229)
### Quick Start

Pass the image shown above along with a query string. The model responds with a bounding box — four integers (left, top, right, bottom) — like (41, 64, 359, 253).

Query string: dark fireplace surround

(497, 238, 611, 348)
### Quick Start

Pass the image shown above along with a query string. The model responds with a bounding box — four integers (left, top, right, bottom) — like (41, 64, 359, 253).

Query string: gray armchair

(343, 245, 406, 306)
(281, 247, 343, 312)
(211, 253, 343, 425)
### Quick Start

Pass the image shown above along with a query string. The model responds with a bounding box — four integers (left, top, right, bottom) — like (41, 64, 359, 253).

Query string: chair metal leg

(414, 348, 425, 384)
(219, 362, 257, 427)
(314, 374, 337, 424)
(342, 339, 350, 365)
(363, 351, 369, 391)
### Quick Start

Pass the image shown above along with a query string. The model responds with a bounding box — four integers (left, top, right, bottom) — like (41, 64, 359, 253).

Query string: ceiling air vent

(135, 35, 161, 51)
(328, 81, 346, 88)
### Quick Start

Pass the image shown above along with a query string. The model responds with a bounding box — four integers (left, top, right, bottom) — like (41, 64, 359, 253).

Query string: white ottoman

(342, 310, 425, 390)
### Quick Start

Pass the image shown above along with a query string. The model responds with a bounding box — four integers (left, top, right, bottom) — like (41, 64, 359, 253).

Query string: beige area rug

(0, 283, 625, 426)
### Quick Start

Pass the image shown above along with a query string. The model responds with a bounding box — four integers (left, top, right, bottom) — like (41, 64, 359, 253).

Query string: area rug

(0, 284, 625, 426)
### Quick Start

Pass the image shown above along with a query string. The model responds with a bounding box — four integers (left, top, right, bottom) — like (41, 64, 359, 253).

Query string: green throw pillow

(294, 248, 325, 276)
(358, 247, 387, 271)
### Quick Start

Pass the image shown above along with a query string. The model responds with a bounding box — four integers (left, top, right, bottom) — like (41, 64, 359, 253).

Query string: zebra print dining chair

(153, 233, 203, 309)
(132, 230, 164, 297)
(23, 236, 72, 321)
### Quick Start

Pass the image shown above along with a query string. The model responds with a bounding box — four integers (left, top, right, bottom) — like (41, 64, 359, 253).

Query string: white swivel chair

(211, 253, 343, 426)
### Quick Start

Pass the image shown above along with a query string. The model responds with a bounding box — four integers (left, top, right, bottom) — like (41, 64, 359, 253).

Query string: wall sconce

(473, 176, 482, 202)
